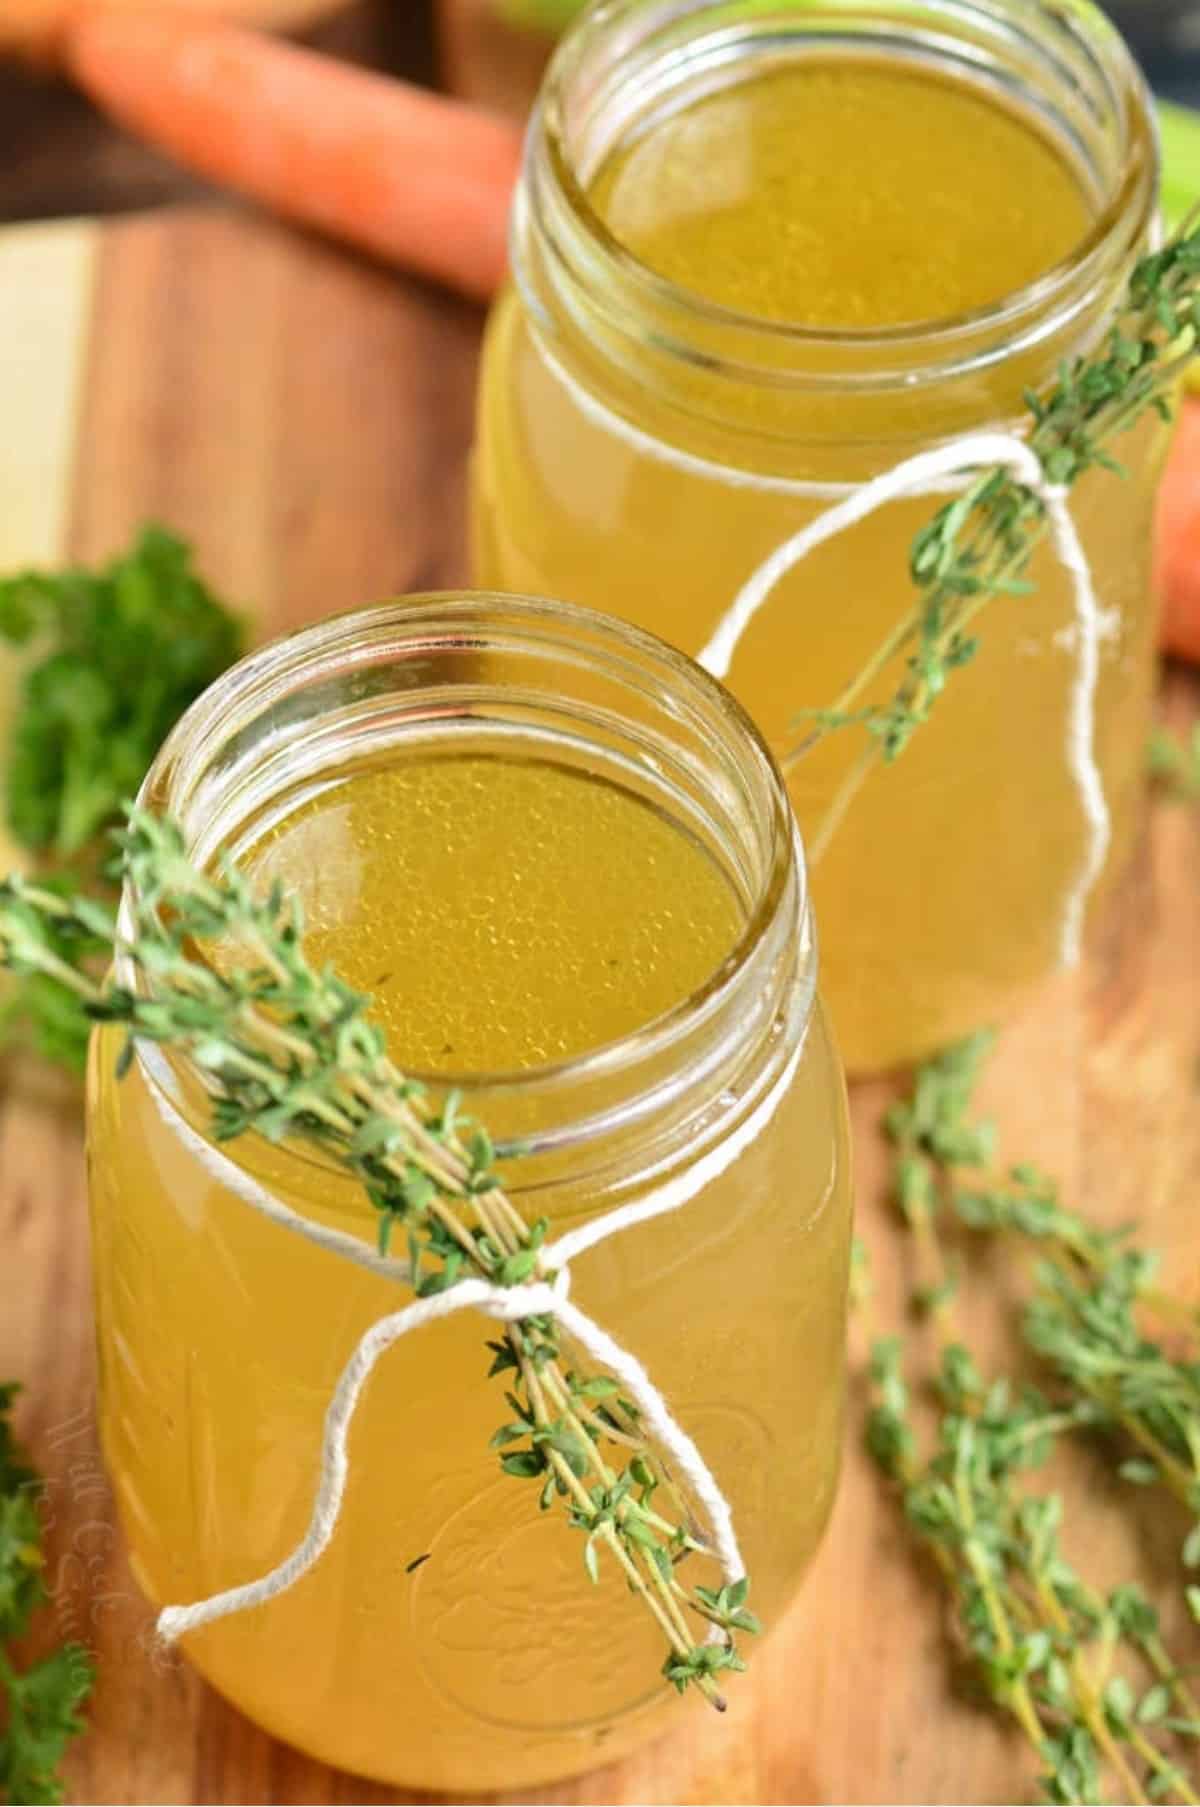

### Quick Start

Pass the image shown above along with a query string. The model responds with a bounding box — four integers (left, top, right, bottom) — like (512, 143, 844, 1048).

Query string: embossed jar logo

(411, 1403, 771, 1734)
(411, 1473, 661, 1732)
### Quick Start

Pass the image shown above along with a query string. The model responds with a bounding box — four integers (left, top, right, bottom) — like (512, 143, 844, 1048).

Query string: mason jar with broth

(473, 0, 1166, 1072)
(88, 596, 853, 1792)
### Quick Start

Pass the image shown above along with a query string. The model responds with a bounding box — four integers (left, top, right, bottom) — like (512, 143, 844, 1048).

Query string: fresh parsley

(0, 527, 242, 1072)
(0, 526, 242, 860)
(0, 1388, 92, 1806)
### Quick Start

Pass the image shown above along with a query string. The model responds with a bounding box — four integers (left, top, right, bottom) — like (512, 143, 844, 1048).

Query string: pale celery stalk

(1160, 100, 1200, 234)
(1158, 102, 1200, 392)
(492, 0, 585, 31)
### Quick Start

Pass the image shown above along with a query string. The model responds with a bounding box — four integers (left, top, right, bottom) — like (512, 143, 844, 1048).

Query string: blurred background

(3, 0, 1197, 230)
(1113, 0, 1200, 94)
(1113, 0, 1200, 91)
(1, 3, 433, 222)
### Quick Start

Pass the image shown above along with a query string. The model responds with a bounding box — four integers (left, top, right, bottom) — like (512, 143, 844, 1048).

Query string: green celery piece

(1160, 100, 1200, 235)
(492, 0, 585, 31)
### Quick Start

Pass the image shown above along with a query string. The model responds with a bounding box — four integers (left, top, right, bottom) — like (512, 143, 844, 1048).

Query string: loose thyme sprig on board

(861, 1037, 1200, 1805)
(0, 811, 756, 1709)
(791, 222, 1200, 859)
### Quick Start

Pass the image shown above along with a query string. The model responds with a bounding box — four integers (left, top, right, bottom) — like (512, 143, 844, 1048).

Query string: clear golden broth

(589, 60, 1089, 328)
(89, 751, 852, 1790)
(474, 55, 1165, 1070)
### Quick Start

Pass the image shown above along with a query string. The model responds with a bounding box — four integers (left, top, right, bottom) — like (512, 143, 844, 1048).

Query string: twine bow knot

(150, 1016, 805, 1646)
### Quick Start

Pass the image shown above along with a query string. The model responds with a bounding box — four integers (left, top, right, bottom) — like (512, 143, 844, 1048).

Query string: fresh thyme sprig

(868, 1330, 1200, 1806)
(791, 222, 1200, 861)
(862, 1037, 1200, 1804)
(0, 810, 757, 1709)
(895, 1038, 1200, 1585)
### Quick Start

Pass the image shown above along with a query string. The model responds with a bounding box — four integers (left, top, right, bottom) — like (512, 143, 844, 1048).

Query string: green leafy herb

(0, 876, 110, 1077)
(0, 1387, 92, 1806)
(0, 527, 242, 1072)
(862, 1039, 1200, 1805)
(0, 810, 754, 1711)
(0, 526, 242, 859)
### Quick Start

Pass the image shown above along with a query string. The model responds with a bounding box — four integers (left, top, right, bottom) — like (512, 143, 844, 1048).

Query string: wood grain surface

(2, 203, 1200, 1806)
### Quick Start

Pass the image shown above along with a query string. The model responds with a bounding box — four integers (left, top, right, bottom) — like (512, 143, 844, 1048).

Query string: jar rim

(524, 0, 1159, 389)
(127, 593, 812, 1165)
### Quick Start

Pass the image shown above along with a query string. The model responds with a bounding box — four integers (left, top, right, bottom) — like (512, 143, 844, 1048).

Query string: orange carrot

(54, 6, 524, 301)
(1155, 391, 1200, 665)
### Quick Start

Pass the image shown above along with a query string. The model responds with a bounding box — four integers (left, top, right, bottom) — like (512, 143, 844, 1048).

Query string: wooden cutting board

(3, 202, 1200, 1807)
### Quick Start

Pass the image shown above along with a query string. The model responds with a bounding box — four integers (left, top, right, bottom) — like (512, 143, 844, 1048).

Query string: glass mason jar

(473, 0, 1167, 1074)
(86, 595, 852, 1794)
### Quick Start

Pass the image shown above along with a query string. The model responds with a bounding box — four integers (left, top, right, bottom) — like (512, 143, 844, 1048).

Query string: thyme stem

(865, 1035, 1200, 1803)
(788, 221, 1200, 862)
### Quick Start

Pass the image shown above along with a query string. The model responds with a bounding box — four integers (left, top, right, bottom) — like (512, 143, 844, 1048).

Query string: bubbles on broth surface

(243, 754, 743, 1073)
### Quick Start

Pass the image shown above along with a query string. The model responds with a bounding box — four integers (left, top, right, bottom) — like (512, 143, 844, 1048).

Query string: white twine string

(695, 434, 1110, 967)
(536, 334, 1112, 968)
(153, 364, 1114, 1647)
(152, 1022, 804, 1645)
